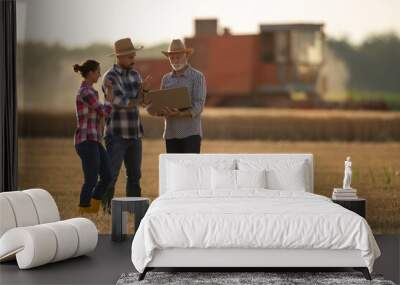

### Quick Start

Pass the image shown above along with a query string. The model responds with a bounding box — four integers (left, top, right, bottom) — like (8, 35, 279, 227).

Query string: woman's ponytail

(73, 64, 81, 73)
(73, 60, 99, 78)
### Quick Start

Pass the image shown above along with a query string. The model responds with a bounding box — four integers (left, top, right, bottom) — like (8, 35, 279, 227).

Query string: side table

(332, 198, 366, 218)
(111, 197, 150, 242)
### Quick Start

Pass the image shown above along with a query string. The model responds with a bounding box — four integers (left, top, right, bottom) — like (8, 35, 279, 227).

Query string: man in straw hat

(101, 38, 152, 213)
(148, 39, 206, 153)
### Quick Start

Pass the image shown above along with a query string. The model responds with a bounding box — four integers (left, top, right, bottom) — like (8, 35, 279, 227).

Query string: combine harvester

(136, 19, 326, 107)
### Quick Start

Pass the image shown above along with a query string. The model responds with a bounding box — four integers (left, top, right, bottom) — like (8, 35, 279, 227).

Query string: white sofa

(0, 189, 98, 269)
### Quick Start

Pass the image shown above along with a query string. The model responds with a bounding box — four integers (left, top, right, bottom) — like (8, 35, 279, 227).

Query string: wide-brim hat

(162, 39, 194, 56)
(108, 38, 143, 57)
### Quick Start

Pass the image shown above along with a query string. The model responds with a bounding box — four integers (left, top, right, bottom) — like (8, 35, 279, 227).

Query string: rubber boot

(89, 198, 101, 213)
(78, 206, 94, 215)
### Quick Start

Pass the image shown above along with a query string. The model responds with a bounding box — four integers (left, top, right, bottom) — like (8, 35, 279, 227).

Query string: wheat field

(18, 108, 400, 141)
(17, 138, 400, 234)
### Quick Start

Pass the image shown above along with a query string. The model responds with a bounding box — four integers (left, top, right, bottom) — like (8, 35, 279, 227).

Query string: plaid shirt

(74, 81, 112, 145)
(102, 64, 143, 139)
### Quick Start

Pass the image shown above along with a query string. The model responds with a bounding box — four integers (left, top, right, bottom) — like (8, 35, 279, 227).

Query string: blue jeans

(103, 135, 142, 209)
(75, 140, 112, 207)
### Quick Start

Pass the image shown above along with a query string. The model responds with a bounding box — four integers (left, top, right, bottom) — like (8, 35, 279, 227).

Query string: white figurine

(342, 156, 352, 189)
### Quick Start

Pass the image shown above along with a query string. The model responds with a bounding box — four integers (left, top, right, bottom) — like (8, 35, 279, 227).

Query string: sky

(16, 0, 400, 48)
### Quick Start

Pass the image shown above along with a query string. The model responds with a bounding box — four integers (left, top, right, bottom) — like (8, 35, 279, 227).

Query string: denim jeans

(75, 140, 112, 207)
(102, 135, 142, 209)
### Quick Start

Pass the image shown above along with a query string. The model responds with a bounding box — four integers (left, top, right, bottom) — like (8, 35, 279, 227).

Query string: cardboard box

(146, 87, 191, 113)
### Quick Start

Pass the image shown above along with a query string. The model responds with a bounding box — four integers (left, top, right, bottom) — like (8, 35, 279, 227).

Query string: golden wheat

(18, 138, 400, 234)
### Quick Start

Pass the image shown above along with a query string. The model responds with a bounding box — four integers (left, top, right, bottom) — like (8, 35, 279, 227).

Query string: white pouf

(63, 218, 98, 257)
(42, 221, 79, 263)
(0, 226, 57, 269)
(1, 191, 40, 227)
(0, 189, 98, 269)
(0, 196, 17, 237)
(24, 188, 60, 223)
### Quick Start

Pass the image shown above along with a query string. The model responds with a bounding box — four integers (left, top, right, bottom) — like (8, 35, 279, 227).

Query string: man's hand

(104, 79, 113, 102)
(142, 75, 152, 92)
(146, 106, 164, 117)
(141, 93, 152, 107)
(162, 107, 180, 118)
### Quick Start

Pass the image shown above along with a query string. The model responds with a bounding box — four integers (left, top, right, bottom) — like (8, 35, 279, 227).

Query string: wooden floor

(0, 235, 399, 285)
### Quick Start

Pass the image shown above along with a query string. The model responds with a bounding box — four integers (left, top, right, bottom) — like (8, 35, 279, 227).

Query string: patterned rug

(116, 271, 396, 285)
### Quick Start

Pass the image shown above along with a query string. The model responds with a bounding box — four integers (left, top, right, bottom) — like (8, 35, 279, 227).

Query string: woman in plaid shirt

(73, 60, 113, 214)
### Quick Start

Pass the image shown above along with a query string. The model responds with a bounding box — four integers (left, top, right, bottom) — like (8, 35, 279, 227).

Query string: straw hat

(162, 39, 194, 56)
(109, 38, 143, 56)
